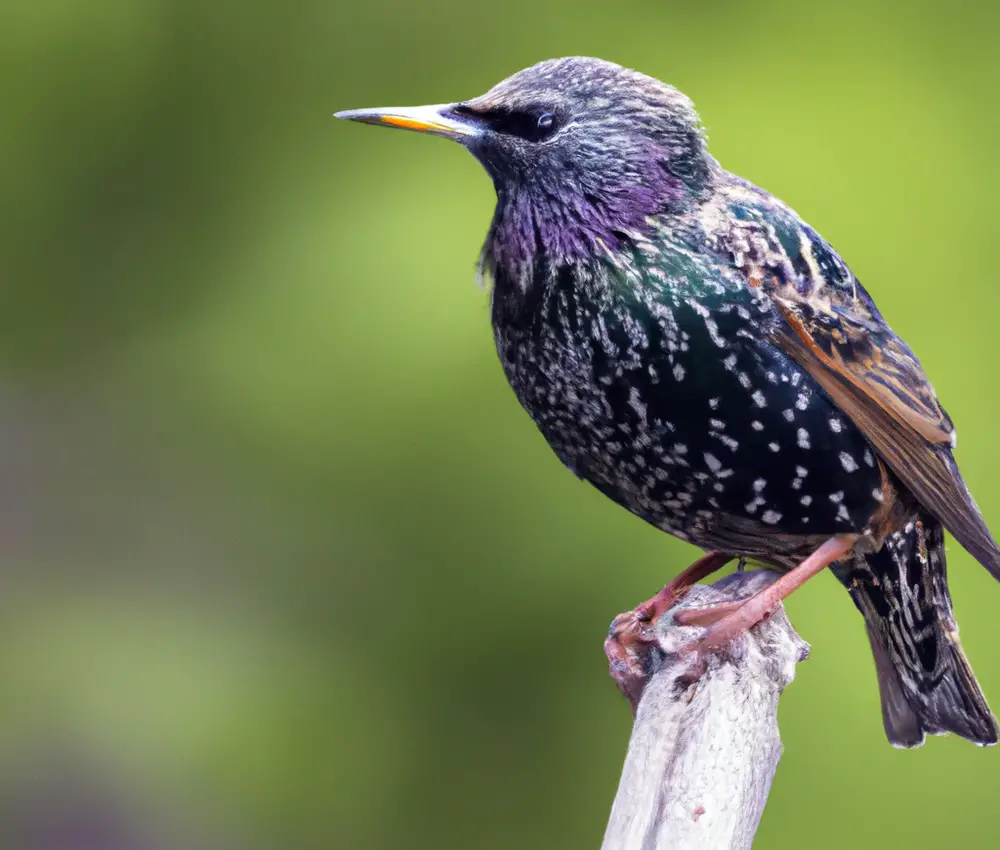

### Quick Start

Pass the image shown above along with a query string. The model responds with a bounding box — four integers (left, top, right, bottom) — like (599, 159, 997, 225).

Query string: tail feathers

(840, 516, 997, 748)
(863, 619, 997, 748)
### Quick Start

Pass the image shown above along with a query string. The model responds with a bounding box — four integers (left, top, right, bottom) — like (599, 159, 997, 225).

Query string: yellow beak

(334, 103, 478, 140)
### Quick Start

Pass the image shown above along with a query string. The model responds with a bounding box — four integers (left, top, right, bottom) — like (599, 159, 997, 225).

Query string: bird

(336, 57, 999, 747)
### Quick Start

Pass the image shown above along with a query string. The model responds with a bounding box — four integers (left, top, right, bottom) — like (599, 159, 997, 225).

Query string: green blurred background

(2, 0, 999, 847)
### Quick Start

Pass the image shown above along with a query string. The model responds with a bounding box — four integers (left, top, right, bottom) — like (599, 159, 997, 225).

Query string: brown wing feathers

(769, 296, 1000, 580)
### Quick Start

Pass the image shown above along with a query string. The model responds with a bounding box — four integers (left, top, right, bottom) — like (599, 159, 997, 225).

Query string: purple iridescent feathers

(466, 58, 712, 281)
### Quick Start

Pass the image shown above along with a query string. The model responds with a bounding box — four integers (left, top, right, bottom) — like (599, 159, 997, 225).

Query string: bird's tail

(835, 515, 998, 748)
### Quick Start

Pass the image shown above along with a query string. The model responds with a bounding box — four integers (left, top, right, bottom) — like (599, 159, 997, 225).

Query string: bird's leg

(604, 551, 733, 711)
(632, 551, 735, 623)
(675, 534, 858, 650)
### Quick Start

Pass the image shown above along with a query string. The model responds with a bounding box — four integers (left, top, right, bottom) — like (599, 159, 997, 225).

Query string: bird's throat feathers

(483, 155, 710, 294)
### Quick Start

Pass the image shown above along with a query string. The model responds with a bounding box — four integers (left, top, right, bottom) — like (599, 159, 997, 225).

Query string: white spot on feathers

(703, 316, 726, 348)
(628, 388, 647, 421)
(718, 434, 739, 452)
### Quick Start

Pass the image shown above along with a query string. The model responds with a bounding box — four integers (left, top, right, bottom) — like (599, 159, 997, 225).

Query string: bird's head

(337, 57, 714, 282)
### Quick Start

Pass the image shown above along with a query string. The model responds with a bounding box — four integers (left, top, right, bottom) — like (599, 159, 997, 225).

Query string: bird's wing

(719, 193, 1000, 578)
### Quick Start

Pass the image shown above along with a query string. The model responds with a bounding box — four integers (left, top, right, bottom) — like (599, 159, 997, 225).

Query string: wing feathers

(769, 303, 1000, 580)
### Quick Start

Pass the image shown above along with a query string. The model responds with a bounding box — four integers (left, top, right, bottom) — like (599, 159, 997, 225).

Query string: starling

(337, 57, 999, 747)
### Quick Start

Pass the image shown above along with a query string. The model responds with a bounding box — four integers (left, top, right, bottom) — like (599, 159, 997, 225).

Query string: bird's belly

(498, 326, 885, 549)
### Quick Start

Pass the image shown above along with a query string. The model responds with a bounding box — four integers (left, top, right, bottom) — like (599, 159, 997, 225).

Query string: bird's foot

(607, 537, 855, 711)
(604, 551, 732, 712)
(604, 608, 656, 712)
(676, 534, 859, 653)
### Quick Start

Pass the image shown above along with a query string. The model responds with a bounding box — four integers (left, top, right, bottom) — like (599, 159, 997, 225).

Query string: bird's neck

(484, 169, 713, 294)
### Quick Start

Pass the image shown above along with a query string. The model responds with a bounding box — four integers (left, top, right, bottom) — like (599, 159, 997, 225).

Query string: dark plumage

(337, 57, 998, 747)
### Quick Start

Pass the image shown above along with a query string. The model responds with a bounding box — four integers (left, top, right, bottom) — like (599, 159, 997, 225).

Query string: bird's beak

(334, 103, 479, 141)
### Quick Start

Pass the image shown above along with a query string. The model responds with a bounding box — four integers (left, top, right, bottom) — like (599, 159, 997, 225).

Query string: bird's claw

(605, 606, 668, 713)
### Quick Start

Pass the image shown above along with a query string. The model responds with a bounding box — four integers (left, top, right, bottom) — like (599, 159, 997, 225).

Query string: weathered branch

(602, 570, 810, 850)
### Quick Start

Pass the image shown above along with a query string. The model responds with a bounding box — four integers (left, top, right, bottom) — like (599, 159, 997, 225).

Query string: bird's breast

(491, 271, 885, 547)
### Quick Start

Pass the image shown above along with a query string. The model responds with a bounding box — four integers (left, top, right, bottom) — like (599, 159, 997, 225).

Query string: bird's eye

(456, 105, 560, 142)
(528, 112, 559, 141)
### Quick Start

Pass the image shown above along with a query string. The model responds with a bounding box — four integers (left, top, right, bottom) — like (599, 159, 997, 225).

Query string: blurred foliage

(2, 0, 1000, 847)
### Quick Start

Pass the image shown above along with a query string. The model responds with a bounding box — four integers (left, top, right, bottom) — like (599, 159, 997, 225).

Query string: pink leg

(633, 551, 735, 623)
(682, 534, 858, 650)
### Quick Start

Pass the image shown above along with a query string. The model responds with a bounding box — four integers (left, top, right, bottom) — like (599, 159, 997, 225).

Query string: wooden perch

(602, 569, 810, 850)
